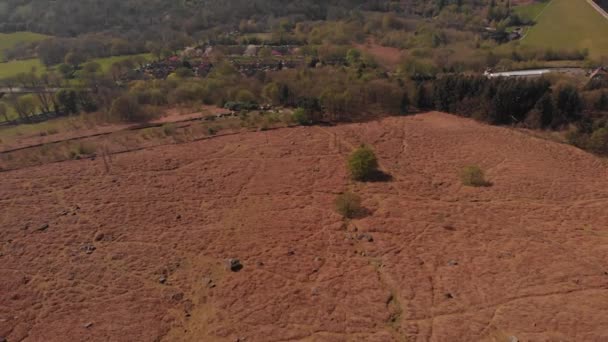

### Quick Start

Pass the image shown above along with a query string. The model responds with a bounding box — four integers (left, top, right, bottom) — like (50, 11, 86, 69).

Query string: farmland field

(521, 0, 608, 58)
(514, 0, 551, 21)
(90, 53, 153, 71)
(0, 58, 45, 79)
(0, 31, 49, 60)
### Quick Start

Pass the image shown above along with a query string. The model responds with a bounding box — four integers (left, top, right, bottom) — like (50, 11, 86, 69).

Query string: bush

(292, 107, 311, 125)
(589, 127, 608, 154)
(110, 95, 156, 123)
(460, 165, 490, 187)
(348, 145, 379, 181)
(174, 67, 194, 78)
(223, 101, 259, 111)
(335, 192, 362, 219)
(162, 123, 177, 136)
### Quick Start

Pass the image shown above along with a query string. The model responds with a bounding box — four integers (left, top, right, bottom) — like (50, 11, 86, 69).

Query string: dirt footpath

(1, 112, 608, 341)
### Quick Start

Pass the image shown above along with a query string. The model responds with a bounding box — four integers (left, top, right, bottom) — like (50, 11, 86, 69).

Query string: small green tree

(0, 102, 8, 122)
(110, 95, 154, 123)
(348, 145, 379, 181)
(335, 192, 362, 219)
(589, 127, 608, 154)
(346, 49, 361, 66)
(64, 51, 85, 68)
(292, 107, 311, 125)
(174, 67, 194, 78)
(460, 165, 490, 187)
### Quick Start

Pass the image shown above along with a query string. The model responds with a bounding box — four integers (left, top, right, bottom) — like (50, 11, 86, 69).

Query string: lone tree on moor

(348, 145, 379, 181)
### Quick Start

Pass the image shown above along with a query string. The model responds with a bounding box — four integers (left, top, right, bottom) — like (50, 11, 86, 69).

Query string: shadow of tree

(366, 169, 393, 182)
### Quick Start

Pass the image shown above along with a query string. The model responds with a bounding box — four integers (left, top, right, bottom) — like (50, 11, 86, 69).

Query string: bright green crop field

(521, 0, 608, 58)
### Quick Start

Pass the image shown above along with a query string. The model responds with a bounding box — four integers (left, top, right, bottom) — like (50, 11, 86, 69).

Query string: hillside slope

(1, 112, 608, 341)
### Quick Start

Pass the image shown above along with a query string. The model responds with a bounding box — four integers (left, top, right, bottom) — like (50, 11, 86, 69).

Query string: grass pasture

(521, 0, 608, 58)
(0, 31, 49, 60)
(90, 53, 153, 72)
(514, 0, 552, 21)
(0, 58, 45, 79)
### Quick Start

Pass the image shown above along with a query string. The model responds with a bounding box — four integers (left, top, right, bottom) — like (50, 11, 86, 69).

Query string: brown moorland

(1, 112, 608, 342)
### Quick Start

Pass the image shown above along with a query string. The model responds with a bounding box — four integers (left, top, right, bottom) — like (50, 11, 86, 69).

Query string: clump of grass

(162, 123, 177, 136)
(335, 191, 363, 219)
(207, 126, 218, 135)
(460, 165, 491, 187)
(69, 141, 97, 159)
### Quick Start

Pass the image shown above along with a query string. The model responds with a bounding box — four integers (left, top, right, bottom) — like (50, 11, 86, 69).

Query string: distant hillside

(0, 31, 49, 60)
(0, 0, 396, 36)
(522, 0, 608, 58)
(0, 0, 496, 38)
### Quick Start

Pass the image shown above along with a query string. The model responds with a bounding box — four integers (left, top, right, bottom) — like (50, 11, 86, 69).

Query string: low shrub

(162, 123, 177, 136)
(460, 165, 490, 187)
(348, 145, 379, 181)
(292, 107, 311, 125)
(335, 192, 362, 219)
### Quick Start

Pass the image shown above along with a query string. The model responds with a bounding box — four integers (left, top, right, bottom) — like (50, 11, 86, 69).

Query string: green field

(0, 31, 50, 59)
(521, 0, 608, 58)
(514, 1, 551, 21)
(0, 52, 153, 80)
(0, 58, 45, 78)
(90, 53, 153, 71)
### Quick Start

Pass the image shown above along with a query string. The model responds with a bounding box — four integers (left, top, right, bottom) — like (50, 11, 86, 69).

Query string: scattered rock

(94, 233, 105, 242)
(256, 261, 264, 267)
(172, 292, 184, 301)
(287, 249, 295, 256)
(83, 322, 93, 329)
(442, 224, 456, 231)
(227, 259, 243, 272)
(0, 337, 6, 342)
(37, 223, 49, 232)
(447, 260, 458, 266)
(184, 300, 194, 314)
(508, 336, 519, 342)
(357, 234, 374, 242)
(59, 210, 69, 216)
(203, 277, 216, 289)
(81, 244, 96, 254)
(445, 293, 454, 299)
(159, 276, 167, 284)
(176, 215, 182, 220)
(111, 253, 124, 260)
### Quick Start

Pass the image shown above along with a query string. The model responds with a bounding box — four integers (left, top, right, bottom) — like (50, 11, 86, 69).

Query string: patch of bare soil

(1, 112, 608, 341)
